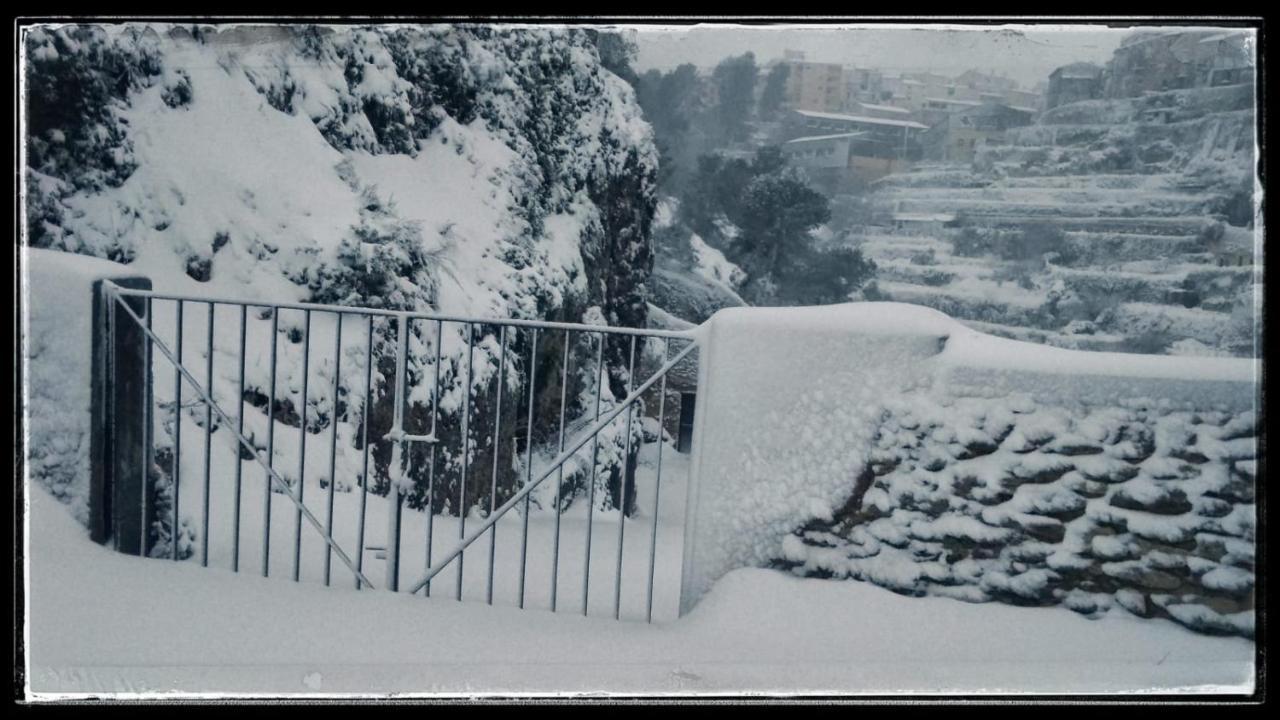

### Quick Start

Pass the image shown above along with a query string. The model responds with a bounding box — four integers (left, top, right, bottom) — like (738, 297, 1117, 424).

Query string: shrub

(776, 246, 877, 305)
(1006, 223, 1068, 262)
(910, 248, 937, 266)
(951, 227, 987, 257)
(161, 70, 193, 108)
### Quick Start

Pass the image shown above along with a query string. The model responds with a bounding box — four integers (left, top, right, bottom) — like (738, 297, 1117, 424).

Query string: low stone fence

(681, 303, 1257, 637)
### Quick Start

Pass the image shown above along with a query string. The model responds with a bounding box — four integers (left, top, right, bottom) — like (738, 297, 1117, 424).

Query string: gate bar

(582, 333, 606, 615)
(201, 302, 214, 567)
(517, 327, 538, 609)
(112, 287, 694, 340)
(263, 308, 279, 577)
(142, 297, 154, 556)
(405, 339, 698, 597)
(323, 313, 343, 586)
(549, 331, 571, 612)
(385, 315, 410, 592)
(422, 319, 444, 598)
(172, 299, 184, 561)
(613, 335, 638, 619)
(292, 310, 312, 582)
(355, 316, 375, 590)
(486, 325, 508, 605)
(646, 337, 672, 623)
(457, 322, 475, 601)
(109, 289, 375, 588)
(232, 304, 247, 572)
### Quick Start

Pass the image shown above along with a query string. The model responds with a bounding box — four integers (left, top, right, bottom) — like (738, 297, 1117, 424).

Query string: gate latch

(384, 429, 438, 443)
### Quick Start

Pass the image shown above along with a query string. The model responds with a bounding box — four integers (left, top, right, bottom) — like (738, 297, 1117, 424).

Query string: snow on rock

(688, 233, 746, 290)
(684, 302, 1257, 639)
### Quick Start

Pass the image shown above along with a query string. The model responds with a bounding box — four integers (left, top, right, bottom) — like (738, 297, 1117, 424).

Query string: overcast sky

(627, 24, 1145, 89)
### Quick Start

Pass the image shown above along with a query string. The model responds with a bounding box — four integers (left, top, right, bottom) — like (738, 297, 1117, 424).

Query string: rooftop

(794, 109, 928, 130)
(784, 132, 866, 144)
(857, 102, 912, 115)
(893, 212, 957, 223)
(923, 97, 983, 107)
(1052, 62, 1104, 80)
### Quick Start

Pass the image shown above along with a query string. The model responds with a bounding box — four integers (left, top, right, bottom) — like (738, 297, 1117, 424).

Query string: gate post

(89, 276, 153, 554)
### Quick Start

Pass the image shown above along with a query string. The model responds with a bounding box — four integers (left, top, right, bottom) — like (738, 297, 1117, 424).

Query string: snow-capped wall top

(703, 302, 1257, 385)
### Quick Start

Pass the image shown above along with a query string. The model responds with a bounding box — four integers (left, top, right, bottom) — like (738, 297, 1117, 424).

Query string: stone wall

(679, 302, 1257, 638)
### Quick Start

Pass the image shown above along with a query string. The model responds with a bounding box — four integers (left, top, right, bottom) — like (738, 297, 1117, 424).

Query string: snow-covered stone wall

(21, 248, 149, 525)
(681, 303, 1257, 638)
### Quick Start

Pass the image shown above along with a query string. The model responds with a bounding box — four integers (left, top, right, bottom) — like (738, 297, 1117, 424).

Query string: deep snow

(24, 484, 1253, 697)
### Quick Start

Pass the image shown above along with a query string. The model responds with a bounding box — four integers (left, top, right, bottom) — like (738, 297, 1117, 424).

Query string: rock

(1046, 438, 1104, 456)
(1026, 491, 1088, 522)
(1063, 589, 1111, 617)
(1114, 588, 1151, 617)
(1129, 523, 1198, 549)
(954, 475, 1014, 505)
(1004, 514, 1067, 544)
(950, 437, 999, 460)
(1162, 603, 1253, 638)
(1204, 480, 1254, 504)
(909, 542, 944, 562)
(1102, 561, 1184, 591)
(1193, 497, 1233, 518)
(1075, 457, 1140, 483)
(1144, 458, 1199, 480)
(1190, 592, 1253, 616)
(1230, 459, 1255, 481)
(1217, 411, 1256, 441)
(1144, 550, 1189, 572)
(1197, 565, 1254, 598)
(1089, 533, 1140, 561)
(870, 458, 900, 476)
(921, 455, 948, 472)
(1110, 486, 1193, 516)
(1168, 447, 1210, 464)
(1003, 458, 1074, 487)
(1060, 474, 1108, 499)
(980, 568, 1061, 607)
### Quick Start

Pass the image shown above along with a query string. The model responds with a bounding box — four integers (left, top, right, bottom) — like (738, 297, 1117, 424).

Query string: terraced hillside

(846, 83, 1259, 358)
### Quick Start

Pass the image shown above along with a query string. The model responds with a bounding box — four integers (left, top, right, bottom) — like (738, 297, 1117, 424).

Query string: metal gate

(99, 281, 698, 622)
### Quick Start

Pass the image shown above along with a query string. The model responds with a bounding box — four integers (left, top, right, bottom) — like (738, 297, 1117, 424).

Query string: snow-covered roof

(893, 212, 956, 223)
(857, 102, 912, 114)
(924, 97, 982, 107)
(1052, 62, 1103, 80)
(784, 132, 865, 144)
(1007, 105, 1039, 114)
(794, 109, 927, 130)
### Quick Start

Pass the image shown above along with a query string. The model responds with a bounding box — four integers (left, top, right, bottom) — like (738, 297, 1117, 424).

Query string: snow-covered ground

(24, 483, 1253, 697)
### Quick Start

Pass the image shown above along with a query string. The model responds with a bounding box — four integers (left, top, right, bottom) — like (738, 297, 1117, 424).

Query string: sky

(627, 23, 1144, 90)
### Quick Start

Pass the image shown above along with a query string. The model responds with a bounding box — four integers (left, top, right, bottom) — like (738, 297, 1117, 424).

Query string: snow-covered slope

(854, 78, 1259, 359)
(25, 24, 656, 321)
(22, 23, 660, 529)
